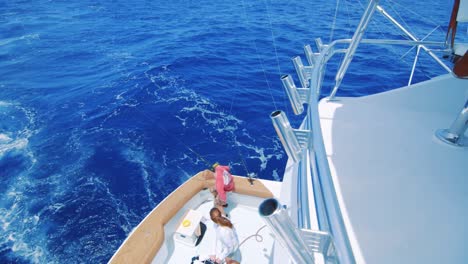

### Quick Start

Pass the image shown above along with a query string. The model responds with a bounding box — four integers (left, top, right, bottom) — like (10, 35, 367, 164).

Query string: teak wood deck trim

(109, 170, 274, 264)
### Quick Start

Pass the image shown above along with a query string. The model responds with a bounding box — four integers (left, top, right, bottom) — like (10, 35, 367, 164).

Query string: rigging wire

(379, 0, 444, 79)
(123, 96, 214, 168)
(263, 0, 283, 76)
(227, 41, 247, 116)
(142, 8, 269, 177)
(132, 1, 285, 177)
(222, 4, 263, 177)
(399, 25, 441, 59)
(236, 0, 292, 174)
(354, 0, 432, 79)
(227, 64, 253, 176)
(232, 137, 252, 177)
(387, 0, 448, 31)
(240, 0, 278, 111)
(266, 0, 300, 117)
(333, 0, 353, 81)
(151, 102, 251, 176)
(329, 0, 341, 42)
(387, 1, 417, 39)
(343, 0, 353, 39)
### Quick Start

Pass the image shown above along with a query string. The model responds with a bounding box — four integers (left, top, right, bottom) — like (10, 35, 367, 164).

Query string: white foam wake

(141, 65, 282, 175)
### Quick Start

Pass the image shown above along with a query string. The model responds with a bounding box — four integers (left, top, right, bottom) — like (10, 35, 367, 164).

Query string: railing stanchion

(408, 45, 421, 86)
(436, 99, 468, 147)
(330, 0, 380, 100)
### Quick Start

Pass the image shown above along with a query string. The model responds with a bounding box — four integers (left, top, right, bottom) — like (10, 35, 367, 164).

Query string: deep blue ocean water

(0, 0, 454, 263)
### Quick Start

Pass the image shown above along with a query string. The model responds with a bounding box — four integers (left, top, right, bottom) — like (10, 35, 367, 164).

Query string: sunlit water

(0, 0, 454, 262)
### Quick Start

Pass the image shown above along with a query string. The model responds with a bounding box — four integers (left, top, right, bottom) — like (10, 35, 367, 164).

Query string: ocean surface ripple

(0, 0, 453, 263)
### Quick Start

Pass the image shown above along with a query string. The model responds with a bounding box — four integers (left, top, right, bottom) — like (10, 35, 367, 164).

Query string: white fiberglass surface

(319, 74, 468, 264)
(162, 193, 277, 264)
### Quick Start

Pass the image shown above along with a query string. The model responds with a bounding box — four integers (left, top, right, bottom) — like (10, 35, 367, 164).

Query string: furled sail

(447, 0, 468, 56)
(458, 0, 468, 22)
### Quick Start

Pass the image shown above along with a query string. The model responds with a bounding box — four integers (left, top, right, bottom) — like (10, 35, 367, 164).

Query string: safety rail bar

(273, 1, 455, 263)
(331, 0, 380, 100)
(259, 198, 316, 264)
(305, 42, 356, 264)
(271, 36, 445, 263)
(275, 36, 450, 264)
(375, 5, 452, 73)
(329, 3, 452, 100)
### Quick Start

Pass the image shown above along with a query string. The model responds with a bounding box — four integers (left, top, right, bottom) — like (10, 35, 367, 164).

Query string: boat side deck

(109, 171, 282, 264)
(161, 192, 277, 264)
(318, 74, 468, 264)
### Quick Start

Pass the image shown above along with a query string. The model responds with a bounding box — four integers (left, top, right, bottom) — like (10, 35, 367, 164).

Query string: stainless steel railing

(259, 198, 315, 264)
(328, 4, 451, 100)
(273, 36, 451, 264)
(271, 1, 455, 263)
(330, 0, 381, 100)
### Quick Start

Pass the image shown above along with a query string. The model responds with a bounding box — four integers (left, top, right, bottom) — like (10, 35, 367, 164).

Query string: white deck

(166, 194, 275, 264)
(319, 74, 468, 264)
(156, 184, 282, 264)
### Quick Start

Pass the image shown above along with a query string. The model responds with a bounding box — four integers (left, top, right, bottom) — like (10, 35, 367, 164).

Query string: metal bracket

(303, 66, 314, 81)
(435, 99, 468, 147)
(293, 129, 313, 149)
(293, 56, 310, 88)
(315, 38, 328, 52)
(300, 229, 337, 262)
(247, 172, 257, 185)
(304, 44, 321, 67)
(296, 87, 310, 103)
(281, 75, 310, 115)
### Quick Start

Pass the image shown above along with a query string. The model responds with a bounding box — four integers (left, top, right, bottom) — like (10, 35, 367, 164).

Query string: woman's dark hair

(209, 207, 233, 228)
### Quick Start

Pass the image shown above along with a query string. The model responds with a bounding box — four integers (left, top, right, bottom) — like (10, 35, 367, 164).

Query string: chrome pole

(281, 75, 304, 115)
(307, 42, 356, 264)
(376, 5, 452, 73)
(292, 56, 308, 88)
(271, 110, 302, 162)
(259, 198, 315, 264)
(330, 0, 380, 100)
(436, 99, 468, 147)
(304, 44, 316, 66)
(408, 45, 421, 86)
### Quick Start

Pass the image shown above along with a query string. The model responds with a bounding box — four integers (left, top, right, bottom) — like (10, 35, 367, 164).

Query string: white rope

(238, 225, 267, 248)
